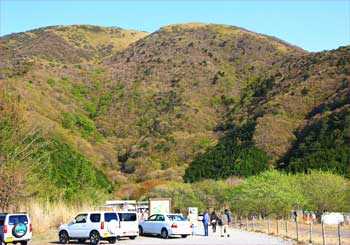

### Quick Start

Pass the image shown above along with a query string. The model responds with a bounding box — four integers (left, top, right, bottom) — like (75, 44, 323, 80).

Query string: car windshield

(9, 215, 28, 225)
(167, 215, 186, 221)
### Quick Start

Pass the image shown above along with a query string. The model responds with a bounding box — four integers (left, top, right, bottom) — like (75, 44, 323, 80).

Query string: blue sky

(1, 0, 349, 52)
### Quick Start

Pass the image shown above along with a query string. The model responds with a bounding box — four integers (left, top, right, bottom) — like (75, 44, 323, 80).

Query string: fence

(234, 216, 350, 245)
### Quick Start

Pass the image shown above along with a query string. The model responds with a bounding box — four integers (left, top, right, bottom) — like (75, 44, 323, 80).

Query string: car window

(118, 213, 137, 222)
(148, 215, 157, 221)
(167, 215, 185, 221)
(104, 213, 118, 222)
(9, 215, 28, 225)
(90, 213, 101, 223)
(0, 217, 4, 226)
(156, 215, 165, 222)
(75, 214, 88, 224)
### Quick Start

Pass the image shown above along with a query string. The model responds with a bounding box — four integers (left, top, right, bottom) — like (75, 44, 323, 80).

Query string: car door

(142, 214, 157, 234)
(69, 213, 88, 237)
(88, 213, 101, 237)
(153, 214, 165, 234)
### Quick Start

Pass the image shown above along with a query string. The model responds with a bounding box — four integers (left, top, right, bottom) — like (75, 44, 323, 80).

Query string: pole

(235, 215, 238, 229)
(322, 222, 325, 245)
(337, 223, 341, 245)
(252, 216, 255, 230)
(276, 219, 279, 235)
(246, 216, 248, 230)
(285, 219, 288, 237)
(309, 222, 313, 243)
(268, 219, 270, 234)
(296, 219, 299, 242)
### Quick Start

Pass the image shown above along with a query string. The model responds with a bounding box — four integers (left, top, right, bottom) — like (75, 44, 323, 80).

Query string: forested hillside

(0, 23, 349, 203)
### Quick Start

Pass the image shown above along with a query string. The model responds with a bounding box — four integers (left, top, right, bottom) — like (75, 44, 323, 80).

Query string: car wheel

(129, 236, 136, 240)
(78, 239, 86, 244)
(181, 235, 188, 238)
(107, 237, 116, 244)
(89, 231, 100, 245)
(20, 241, 29, 245)
(59, 230, 69, 244)
(161, 228, 168, 239)
(138, 226, 144, 236)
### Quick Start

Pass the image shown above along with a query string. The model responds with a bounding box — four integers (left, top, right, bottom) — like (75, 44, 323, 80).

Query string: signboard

(188, 207, 198, 217)
(149, 198, 171, 215)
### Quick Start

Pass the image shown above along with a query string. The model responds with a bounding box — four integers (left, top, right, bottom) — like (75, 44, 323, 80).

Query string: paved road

(37, 226, 294, 245)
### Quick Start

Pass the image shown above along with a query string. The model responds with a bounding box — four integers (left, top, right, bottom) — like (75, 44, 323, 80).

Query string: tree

(295, 171, 349, 212)
(0, 90, 47, 210)
(230, 171, 306, 217)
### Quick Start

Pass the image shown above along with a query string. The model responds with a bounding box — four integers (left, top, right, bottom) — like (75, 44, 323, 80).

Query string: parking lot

(34, 226, 294, 245)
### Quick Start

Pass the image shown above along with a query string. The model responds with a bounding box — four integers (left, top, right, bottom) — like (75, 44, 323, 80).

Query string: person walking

(202, 209, 210, 236)
(224, 209, 231, 226)
(187, 210, 197, 236)
(219, 211, 229, 237)
(210, 211, 219, 233)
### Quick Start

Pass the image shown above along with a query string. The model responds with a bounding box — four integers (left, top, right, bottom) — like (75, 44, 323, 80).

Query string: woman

(210, 211, 218, 233)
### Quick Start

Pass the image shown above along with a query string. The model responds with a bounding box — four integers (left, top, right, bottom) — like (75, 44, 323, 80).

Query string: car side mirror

(72, 219, 76, 224)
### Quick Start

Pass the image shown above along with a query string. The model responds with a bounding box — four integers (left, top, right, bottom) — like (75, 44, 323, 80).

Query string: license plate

(102, 233, 109, 238)
(5, 237, 14, 242)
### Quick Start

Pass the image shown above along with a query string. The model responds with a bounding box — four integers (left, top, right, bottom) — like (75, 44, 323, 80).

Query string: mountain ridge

(0, 23, 349, 200)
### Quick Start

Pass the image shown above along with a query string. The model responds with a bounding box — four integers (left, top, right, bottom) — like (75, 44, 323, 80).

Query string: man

(224, 209, 231, 225)
(220, 211, 229, 237)
(202, 209, 210, 236)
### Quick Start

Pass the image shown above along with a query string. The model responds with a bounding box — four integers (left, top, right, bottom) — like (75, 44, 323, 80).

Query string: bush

(61, 112, 76, 129)
(47, 78, 56, 86)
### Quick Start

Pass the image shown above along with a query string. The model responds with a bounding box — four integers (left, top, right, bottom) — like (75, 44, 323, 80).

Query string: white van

(116, 212, 138, 240)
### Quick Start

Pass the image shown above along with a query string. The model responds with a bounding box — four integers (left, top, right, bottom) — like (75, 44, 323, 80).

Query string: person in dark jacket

(224, 209, 231, 226)
(210, 211, 219, 233)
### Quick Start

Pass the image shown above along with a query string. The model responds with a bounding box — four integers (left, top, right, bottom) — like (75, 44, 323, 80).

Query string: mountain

(0, 23, 349, 200)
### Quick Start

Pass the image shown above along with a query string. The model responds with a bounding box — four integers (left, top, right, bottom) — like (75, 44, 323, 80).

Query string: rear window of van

(118, 213, 137, 221)
(104, 213, 118, 222)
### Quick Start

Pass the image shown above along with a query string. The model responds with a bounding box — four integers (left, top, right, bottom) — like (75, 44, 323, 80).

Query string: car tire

(161, 228, 168, 239)
(59, 230, 69, 244)
(20, 241, 29, 245)
(89, 231, 100, 245)
(129, 236, 136, 240)
(107, 237, 116, 244)
(138, 226, 144, 236)
(181, 235, 188, 238)
(78, 239, 86, 244)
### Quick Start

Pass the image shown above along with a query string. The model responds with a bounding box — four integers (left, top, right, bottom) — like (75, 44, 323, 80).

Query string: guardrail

(233, 216, 350, 245)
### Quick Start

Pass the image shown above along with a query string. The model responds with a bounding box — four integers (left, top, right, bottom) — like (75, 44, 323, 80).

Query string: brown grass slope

(96, 23, 304, 182)
(239, 46, 350, 159)
(3, 23, 348, 195)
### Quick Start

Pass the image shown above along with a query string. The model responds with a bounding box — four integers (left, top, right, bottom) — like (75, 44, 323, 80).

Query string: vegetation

(283, 107, 350, 177)
(184, 122, 270, 182)
(0, 23, 349, 205)
(230, 170, 349, 216)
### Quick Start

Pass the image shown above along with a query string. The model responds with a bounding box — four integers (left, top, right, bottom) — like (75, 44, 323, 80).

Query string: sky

(0, 0, 349, 52)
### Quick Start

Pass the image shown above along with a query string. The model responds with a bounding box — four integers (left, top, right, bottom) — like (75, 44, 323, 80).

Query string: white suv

(58, 211, 137, 244)
(0, 213, 32, 245)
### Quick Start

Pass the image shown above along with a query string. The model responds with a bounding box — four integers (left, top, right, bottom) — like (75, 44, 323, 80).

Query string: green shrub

(61, 112, 76, 129)
(47, 78, 56, 86)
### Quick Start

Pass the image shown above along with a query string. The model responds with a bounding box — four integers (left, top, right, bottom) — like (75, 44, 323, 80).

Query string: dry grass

(13, 200, 94, 242)
(234, 218, 350, 245)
